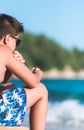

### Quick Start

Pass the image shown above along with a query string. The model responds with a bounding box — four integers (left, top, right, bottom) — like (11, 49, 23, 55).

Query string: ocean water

(11, 79, 84, 130)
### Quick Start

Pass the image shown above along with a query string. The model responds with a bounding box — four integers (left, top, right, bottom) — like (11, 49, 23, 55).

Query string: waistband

(0, 83, 16, 93)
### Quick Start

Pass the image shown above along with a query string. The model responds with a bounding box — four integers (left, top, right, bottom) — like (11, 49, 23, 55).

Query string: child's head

(0, 14, 24, 39)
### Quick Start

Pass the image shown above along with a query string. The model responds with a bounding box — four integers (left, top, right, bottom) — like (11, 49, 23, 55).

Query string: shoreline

(43, 67, 84, 79)
(12, 66, 84, 80)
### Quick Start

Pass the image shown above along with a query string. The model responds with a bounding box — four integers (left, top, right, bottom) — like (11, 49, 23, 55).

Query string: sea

(10, 79, 84, 130)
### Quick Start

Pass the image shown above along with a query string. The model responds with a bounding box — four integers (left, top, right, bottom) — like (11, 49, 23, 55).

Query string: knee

(39, 83, 48, 99)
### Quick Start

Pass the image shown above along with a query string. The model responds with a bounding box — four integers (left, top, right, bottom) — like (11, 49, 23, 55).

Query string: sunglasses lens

(16, 39, 21, 46)
(11, 35, 21, 47)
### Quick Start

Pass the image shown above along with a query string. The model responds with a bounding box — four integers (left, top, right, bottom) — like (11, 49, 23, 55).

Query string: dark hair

(0, 14, 24, 39)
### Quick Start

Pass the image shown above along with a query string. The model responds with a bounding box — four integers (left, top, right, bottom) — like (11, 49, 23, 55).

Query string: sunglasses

(11, 35, 21, 47)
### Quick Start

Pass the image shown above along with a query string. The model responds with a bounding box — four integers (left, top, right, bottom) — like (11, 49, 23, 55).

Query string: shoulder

(0, 45, 12, 55)
(0, 46, 13, 62)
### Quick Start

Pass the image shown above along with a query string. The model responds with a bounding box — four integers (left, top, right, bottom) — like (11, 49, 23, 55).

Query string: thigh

(23, 83, 46, 110)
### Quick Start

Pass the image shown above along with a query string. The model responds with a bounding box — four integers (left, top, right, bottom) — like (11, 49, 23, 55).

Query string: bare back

(0, 46, 7, 82)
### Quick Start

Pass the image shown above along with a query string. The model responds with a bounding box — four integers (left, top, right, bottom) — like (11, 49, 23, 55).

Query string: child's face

(4, 34, 21, 51)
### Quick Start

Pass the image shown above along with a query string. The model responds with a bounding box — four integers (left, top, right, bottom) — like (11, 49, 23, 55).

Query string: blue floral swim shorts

(0, 86, 26, 126)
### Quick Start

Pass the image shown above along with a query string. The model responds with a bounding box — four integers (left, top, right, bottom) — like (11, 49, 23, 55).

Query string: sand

(0, 127, 29, 130)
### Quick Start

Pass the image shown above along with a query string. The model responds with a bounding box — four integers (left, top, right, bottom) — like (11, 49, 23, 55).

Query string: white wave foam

(47, 100, 84, 126)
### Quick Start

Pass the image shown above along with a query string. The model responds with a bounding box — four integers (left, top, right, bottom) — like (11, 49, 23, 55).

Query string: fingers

(32, 67, 40, 73)
(13, 50, 25, 63)
(13, 50, 22, 57)
(32, 67, 43, 81)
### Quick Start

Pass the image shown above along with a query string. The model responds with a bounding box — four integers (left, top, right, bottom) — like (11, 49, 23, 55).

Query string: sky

(0, 0, 84, 50)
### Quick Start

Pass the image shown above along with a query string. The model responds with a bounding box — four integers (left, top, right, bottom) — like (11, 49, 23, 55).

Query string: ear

(5, 34, 11, 44)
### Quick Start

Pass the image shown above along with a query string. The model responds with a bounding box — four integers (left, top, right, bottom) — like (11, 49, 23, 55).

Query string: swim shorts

(0, 86, 26, 126)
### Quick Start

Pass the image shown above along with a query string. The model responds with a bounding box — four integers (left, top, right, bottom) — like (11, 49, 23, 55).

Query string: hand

(32, 67, 43, 81)
(13, 50, 25, 63)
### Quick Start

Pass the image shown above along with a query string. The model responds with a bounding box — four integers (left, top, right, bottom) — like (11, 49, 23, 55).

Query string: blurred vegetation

(17, 32, 84, 72)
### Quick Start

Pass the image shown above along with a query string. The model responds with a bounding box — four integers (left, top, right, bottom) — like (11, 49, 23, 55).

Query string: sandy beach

(0, 127, 28, 130)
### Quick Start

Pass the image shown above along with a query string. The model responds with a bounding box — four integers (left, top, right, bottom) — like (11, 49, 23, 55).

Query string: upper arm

(1, 46, 38, 88)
